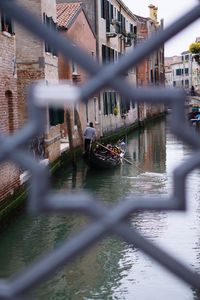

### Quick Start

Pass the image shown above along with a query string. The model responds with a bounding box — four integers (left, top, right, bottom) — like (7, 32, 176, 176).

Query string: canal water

(1, 116, 200, 299)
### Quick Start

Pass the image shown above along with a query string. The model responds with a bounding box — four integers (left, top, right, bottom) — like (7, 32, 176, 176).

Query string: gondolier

(83, 122, 96, 152)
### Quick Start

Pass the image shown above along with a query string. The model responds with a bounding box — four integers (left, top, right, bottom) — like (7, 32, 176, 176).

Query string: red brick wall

(0, 33, 20, 201)
(17, 66, 45, 128)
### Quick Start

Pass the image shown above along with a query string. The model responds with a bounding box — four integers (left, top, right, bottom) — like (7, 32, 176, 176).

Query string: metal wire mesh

(0, 0, 200, 299)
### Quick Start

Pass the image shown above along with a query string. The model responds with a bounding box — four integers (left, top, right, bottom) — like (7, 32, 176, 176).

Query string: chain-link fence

(0, 0, 200, 299)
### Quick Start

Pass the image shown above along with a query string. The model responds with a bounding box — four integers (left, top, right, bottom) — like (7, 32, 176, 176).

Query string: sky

(123, 0, 200, 57)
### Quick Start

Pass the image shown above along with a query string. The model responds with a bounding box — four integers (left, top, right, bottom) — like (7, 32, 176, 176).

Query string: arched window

(5, 90, 14, 133)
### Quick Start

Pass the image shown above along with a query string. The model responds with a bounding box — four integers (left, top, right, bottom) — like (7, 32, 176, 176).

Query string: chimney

(148, 4, 158, 22)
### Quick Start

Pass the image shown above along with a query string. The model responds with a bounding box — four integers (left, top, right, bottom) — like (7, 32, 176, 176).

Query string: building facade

(15, 0, 61, 163)
(97, 0, 138, 134)
(135, 4, 165, 122)
(165, 50, 200, 95)
(57, 0, 139, 135)
(0, 13, 20, 201)
(57, 2, 98, 147)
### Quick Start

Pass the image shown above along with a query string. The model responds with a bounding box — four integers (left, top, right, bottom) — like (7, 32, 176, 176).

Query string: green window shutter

(49, 108, 64, 126)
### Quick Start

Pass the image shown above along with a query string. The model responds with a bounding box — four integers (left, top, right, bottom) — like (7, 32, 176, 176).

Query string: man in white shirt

(84, 122, 96, 152)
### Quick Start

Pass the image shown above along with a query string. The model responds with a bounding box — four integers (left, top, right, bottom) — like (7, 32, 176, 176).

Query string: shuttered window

(120, 96, 131, 114)
(102, 45, 115, 64)
(49, 108, 64, 126)
(185, 68, 189, 74)
(1, 13, 14, 34)
(101, 0, 106, 19)
(103, 92, 117, 115)
(43, 13, 57, 56)
(103, 92, 108, 115)
(176, 69, 182, 76)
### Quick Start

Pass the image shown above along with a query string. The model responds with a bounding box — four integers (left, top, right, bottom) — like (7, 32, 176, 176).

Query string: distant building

(165, 56, 181, 67)
(165, 50, 200, 95)
(165, 56, 181, 87)
(135, 4, 165, 121)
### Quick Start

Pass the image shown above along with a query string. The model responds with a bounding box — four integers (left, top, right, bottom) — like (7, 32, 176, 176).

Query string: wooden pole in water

(66, 109, 76, 167)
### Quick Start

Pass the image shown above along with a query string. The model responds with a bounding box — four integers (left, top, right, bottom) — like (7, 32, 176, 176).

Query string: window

(109, 92, 117, 114)
(116, 10, 121, 34)
(110, 4, 114, 20)
(176, 69, 181, 76)
(5, 91, 14, 133)
(114, 7, 117, 19)
(103, 92, 117, 115)
(103, 92, 108, 115)
(102, 45, 115, 64)
(185, 55, 189, 61)
(43, 13, 57, 56)
(72, 61, 78, 75)
(185, 68, 189, 74)
(120, 96, 130, 114)
(49, 108, 64, 126)
(121, 15, 126, 35)
(101, 0, 106, 19)
(1, 13, 14, 35)
(150, 69, 154, 83)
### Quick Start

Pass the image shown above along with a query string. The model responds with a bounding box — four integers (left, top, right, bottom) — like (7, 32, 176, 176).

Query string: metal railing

(0, 0, 200, 299)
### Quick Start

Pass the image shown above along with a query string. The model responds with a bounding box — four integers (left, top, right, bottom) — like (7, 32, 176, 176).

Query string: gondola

(82, 143, 125, 169)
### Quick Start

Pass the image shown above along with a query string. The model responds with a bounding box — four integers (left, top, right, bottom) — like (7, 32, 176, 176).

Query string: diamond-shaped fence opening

(0, 1, 200, 299)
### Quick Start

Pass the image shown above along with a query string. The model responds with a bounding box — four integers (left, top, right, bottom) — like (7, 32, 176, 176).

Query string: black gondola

(82, 143, 125, 169)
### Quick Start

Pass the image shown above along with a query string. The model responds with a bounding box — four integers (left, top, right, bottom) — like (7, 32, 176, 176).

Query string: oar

(95, 141, 141, 169)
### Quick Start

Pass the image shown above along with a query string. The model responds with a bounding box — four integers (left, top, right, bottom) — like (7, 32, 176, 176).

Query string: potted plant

(113, 106, 119, 116)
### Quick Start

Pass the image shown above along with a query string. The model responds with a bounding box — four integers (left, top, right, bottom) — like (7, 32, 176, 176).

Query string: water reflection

(1, 117, 200, 299)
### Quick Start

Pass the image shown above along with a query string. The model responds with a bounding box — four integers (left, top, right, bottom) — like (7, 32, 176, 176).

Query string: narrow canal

(1, 116, 200, 300)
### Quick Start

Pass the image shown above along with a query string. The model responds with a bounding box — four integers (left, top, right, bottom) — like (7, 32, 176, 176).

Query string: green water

(1, 117, 200, 299)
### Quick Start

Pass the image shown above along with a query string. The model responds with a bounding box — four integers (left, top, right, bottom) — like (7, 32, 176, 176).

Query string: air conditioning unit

(106, 24, 117, 38)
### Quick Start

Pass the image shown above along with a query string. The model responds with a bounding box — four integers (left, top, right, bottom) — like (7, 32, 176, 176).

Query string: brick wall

(0, 33, 20, 202)
(0, 162, 20, 202)
(17, 66, 45, 127)
(44, 125, 61, 162)
(16, 0, 60, 162)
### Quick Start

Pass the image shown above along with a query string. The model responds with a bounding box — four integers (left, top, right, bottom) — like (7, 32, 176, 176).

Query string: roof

(133, 14, 150, 23)
(57, 2, 82, 29)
